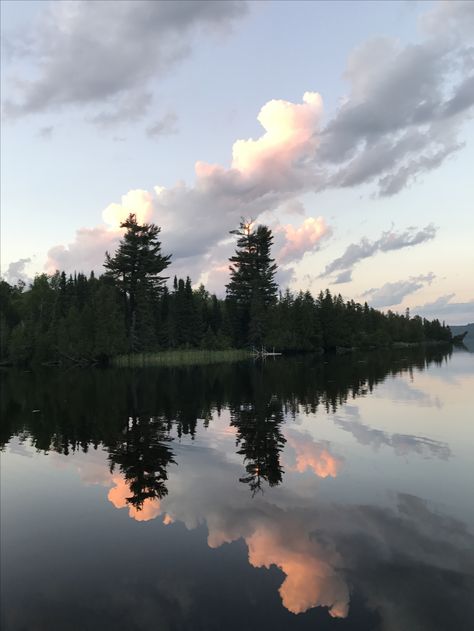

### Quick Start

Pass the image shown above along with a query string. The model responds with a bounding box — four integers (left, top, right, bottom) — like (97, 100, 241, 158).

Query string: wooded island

(0, 215, 452, 366)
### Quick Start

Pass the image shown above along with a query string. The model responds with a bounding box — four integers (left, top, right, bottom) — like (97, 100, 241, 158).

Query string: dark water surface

(1, 347, 473, 631)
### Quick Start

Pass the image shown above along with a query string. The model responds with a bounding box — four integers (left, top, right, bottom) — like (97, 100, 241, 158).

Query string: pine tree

(104, 213, 171, 351)
(226, 220, 278, 346)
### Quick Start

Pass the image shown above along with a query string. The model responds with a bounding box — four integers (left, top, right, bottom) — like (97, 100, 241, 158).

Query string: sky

(1, 0, 473, 324)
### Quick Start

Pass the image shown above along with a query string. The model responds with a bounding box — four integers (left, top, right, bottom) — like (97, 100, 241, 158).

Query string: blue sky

(1, 0, 473, 323)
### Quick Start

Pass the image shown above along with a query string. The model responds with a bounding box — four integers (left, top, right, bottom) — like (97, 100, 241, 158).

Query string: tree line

(0, 214, 452, 365)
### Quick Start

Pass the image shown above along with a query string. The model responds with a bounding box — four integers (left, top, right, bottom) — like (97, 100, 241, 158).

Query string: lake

(1, 346, 473, 631)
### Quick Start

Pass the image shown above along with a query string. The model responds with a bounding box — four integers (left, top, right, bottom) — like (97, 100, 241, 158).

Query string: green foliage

(1, 218, 453, 366)
(104, 213, 171, 351)
(226, 221, 278, 346)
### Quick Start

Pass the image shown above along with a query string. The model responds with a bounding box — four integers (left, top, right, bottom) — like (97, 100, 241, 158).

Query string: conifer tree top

(104, 213, 171, 290)
(226, 219, 278, 307)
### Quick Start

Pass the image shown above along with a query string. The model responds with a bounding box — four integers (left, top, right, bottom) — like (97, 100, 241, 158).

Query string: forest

(0, 214, 452, 366)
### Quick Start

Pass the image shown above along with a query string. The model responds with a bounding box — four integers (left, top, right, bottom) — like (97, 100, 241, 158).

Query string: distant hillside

(449, 323, 474, 339)
(449, 323, 474, 351)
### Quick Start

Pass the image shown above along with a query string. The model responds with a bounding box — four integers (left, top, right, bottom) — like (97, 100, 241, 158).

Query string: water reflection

(2, 346, 474, 630)
(0, 346, 453, 495)
(285, 429, 344, 478)
(207, 502, 350, 618)
(333, 405, 451, 458)
(108, 415, 175, 512)
(231, 396, 286, 495)
(0, 347, 456, 508)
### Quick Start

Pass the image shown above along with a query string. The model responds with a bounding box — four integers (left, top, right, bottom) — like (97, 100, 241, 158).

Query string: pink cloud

(41, 92, 327, 282)
(107, 475, 162, 522)
(247, 526, 348, 617)
(102, 189, 155, 227)
(231, 92, 323, 179)
(45, 226, 121, 275)
(278, 217, 331, 263)
(207, 518, 348, 618)
(286, 430, 344, 478)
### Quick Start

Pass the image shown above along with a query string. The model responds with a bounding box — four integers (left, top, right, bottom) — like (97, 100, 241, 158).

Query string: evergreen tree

(93, 281, 128, 358)
(226, 221, 278, 346)
(231, 390, 286, 495)
(0, 220, 455, 365)
(109, 414, 176, 511)
(104, 213, 171, 351)
(0, 280, 21, 361)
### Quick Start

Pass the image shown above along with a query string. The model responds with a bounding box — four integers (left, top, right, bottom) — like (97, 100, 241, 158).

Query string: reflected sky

(1, 348, 474, 630)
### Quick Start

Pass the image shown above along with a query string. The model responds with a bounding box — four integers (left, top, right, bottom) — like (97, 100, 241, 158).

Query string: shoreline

(112, 349, 253, 367)
(0, 340, 456, 370)
(112, 340, 453, 367)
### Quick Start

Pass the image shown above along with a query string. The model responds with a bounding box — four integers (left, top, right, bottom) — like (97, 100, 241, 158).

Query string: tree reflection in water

(231, 396, 286, 495)
(3, 346, 473, 630)
(108, 414, 176, 511)
(0, 345, 453, 511)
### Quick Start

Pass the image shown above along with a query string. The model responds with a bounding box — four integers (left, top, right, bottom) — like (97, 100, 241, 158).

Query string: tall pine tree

(104, 213, 171, 352)
(226, 221, 278, 346)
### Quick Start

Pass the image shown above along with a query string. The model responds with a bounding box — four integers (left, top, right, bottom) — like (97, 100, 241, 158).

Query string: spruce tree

(226, 221, 278, 346)
(104, 213, 171, 351)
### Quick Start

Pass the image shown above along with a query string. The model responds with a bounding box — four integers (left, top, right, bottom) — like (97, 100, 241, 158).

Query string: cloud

(244, 524, 349, 617)
(102, 189, 155, 228)
(53, 448, 173, 523)
(333, 410, 451, 459)
(3, 257, 32, 285)
(277, 217, 331, 263)
(7, 437, 34, 458)
(362, 272, 435, 308)
(280, 199, 306, 216)
(45, 189, 159, 278)
(229, 91, 323, 178)
(332, 269, 352, 285)
(43, 91, 327, 279)
(34, 0, 473, 286)
(88, 91, 153, 127)
(3, 0, 248, 120)
(321, 224, 437, 279)
(203, 505, 350, 618)
(152, 440, 472, 627)
(274, 266, 296, 291)
(421, 0, 474, 39)
(152, 92, 324, 259)
(442, 75, 474, 118)
(413, 294, 474, 324)
(146, 112, 178, 138)
(375, 378, 442, 409)
(318, 1, 474, 195)
(197, 263, 231, 296)
(45, 226, 121, 274)
(50, 447, 114, 487)
(285, 430, 344, 478)
(3, 0, 472, 201)
(108, 475, 162, 522)
(38, 126, 54, 140)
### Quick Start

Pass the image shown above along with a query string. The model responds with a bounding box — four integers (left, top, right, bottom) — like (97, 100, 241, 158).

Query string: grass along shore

(112, 338, 456, 368)
(113, 349, 252, 367)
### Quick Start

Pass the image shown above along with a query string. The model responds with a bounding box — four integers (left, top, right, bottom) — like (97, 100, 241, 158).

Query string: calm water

(1, 347, 473, 631)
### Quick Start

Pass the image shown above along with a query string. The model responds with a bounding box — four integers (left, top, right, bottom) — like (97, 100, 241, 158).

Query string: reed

(113, 349, 252, 367)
